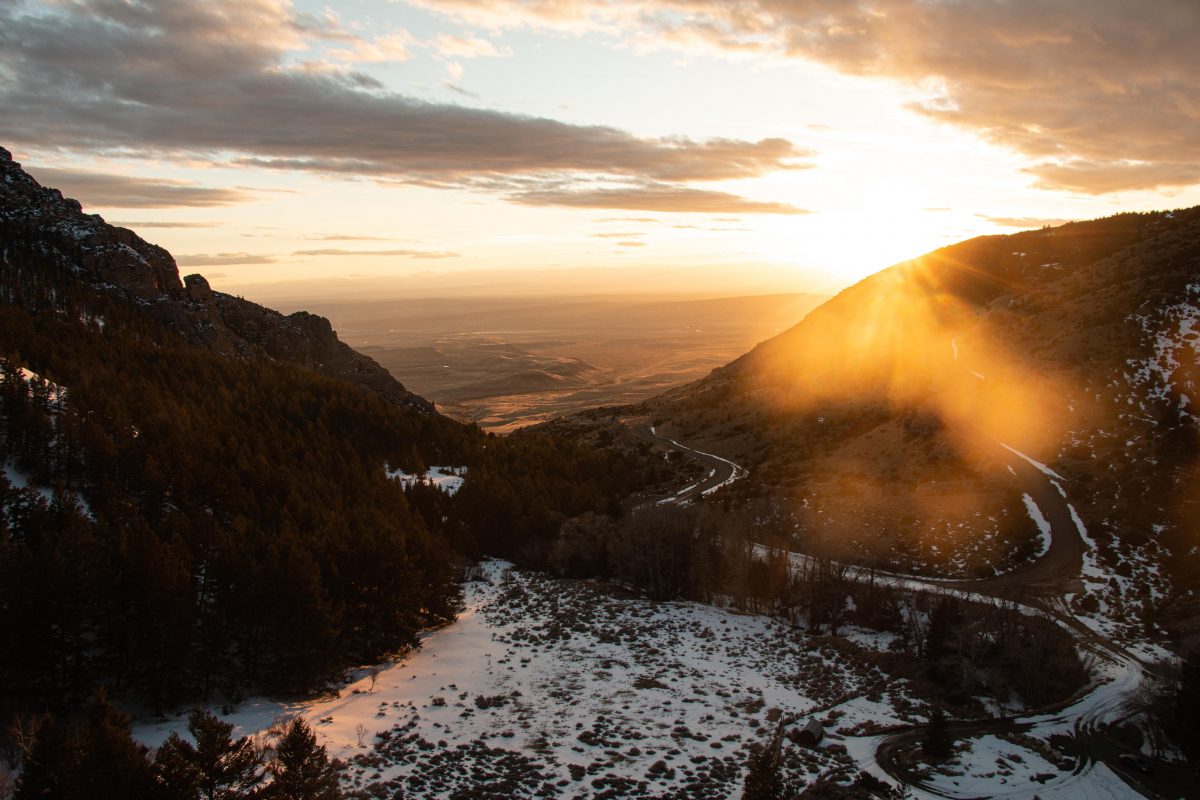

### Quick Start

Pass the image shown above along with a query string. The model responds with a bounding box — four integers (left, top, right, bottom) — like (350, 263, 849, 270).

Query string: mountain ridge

(0, 146, 433, 412)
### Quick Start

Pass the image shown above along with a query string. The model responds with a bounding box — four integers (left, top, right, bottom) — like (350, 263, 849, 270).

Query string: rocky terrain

(0, 146, 432, 412)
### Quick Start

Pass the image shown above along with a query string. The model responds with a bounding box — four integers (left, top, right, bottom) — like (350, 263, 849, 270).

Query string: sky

(2, 0, 1198, 301)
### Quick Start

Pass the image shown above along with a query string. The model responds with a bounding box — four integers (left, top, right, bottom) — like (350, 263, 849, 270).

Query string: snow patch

(1020, 493, 1052, 558)
(1000, 443, 1065, 481)
(385, 465, 467, 495)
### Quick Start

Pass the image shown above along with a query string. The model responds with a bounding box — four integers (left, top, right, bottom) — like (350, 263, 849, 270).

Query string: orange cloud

(415, 0, 1200, 194)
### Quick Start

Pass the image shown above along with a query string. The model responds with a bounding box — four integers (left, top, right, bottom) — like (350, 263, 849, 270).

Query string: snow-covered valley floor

(134, 561, 1146, 799)
(136, 561, 929, 797)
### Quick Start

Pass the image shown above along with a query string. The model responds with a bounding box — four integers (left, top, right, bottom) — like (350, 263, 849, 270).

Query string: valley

(2, 150, 1198, 800)
(6, 1, 1200, 796)
(131, 428, 1163, 800)
(268, 295, 827, 432)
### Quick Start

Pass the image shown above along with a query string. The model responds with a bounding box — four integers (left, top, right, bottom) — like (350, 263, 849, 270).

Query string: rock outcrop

(0, 146, 434, 412)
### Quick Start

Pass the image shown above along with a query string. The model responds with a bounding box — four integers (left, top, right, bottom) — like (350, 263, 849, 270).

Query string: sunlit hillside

(555, 210, 1200, 647)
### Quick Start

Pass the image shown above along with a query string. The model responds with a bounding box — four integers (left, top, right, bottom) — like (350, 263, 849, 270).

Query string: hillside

(0, 147, 431, 412)
(555, 210, 1200, 648)
(0, 149, 640, 718)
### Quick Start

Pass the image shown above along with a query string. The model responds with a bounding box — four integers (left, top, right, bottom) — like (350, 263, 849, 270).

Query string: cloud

(25, 167, 251, 209)
(291, 248, 460, 259)
(590, 231, 643, 238)
(1023, 161, 1200, 195)
(615, 240, 645, 247)
(515, 184, 807, 214)
(0, 0, 808, 211)
(977, 215, 1074, 229)
(443, 82, 480, 98)
(326, 31, 416, 63)
(432, 33, 511, 59)
(303, 234, 396, 241)
(413, 0, 1200, 194)
(176, 252, 278, 266)
(112, 220, 222, 228)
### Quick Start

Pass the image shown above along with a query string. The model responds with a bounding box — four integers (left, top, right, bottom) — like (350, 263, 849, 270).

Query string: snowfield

(385, 464, 467, 495)
(131, 560, 1151, 799)
(136, 561, 932, 798)
(1019, 492, 1052, 559)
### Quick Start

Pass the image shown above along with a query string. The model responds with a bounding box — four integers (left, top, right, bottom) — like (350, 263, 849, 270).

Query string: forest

(0, 242, 643, 734)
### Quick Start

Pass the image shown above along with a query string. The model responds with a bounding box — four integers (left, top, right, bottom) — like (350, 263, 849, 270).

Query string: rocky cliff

(0, 146, 433, 412)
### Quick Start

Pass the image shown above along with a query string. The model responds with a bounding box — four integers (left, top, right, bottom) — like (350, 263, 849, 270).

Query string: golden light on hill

(746, 248, 1099, 456)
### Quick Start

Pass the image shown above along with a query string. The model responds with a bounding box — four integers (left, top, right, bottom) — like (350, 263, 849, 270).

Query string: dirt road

(629, 423, 743, 504)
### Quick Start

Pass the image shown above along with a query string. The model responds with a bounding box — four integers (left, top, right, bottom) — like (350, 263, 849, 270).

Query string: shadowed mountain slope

(0, 146, 432, 412)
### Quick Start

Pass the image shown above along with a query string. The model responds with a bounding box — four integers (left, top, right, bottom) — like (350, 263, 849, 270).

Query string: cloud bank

(0, 0, 807, 213)
(26, 167, 251, 208)
(414, 0, 1200, 195)
(292, 248, 460, 259)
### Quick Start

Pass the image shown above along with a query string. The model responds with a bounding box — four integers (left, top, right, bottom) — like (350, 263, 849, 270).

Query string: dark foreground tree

(154, 709, 262, 800)
(923, 705, 952, 761)
(265, 718, 342, 799)
(742, 721, 787, 800)
(14, 694, 158, 800)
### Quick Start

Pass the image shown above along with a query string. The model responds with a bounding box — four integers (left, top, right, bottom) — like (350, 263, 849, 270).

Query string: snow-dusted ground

(385, 465, 467, 495)
(1126, 282, 1200, 421)
(134, 561, 931, 797)
(130, 559, 1161, 798)
(4, 461, 54, 505)
(925, 733, 1064, 797)
(917, 731, 1140, 800)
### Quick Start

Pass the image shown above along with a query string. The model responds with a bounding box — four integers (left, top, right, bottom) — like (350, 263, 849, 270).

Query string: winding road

(631, 417, 1182, 799)
(629, 423, 745, 505)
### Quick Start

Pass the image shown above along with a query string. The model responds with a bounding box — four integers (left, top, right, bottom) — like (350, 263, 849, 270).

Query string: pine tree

(154, 708, 263, 800)
(14, 694, 157, 800)
(923, 704, 952, 761)
(265, 718, 342, 799)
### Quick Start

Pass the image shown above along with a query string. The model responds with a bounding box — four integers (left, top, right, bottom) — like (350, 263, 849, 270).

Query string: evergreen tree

(1168, 648, 1200, 762)
(923, 705, 952, 761)
(154, 709, 262, 800)
(14, 694, 158, 800)
(265, 718, 342, 799)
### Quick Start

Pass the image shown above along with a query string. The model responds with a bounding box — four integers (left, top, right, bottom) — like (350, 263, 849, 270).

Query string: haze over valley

(273, 294, 828, 430)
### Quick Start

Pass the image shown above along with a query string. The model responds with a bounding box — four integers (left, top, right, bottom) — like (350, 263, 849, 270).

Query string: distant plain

(275, 294, 828, 431)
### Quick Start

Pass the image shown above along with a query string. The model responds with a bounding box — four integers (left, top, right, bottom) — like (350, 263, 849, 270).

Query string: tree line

(545, 503, 1089, 711)
(9, 695, 340, 799)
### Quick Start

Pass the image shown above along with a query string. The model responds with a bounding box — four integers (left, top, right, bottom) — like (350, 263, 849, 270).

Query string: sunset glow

(3, 0, 1197, 300)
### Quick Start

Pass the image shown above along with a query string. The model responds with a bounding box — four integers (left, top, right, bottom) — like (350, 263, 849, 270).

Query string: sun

(758, 188, 979, 288)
